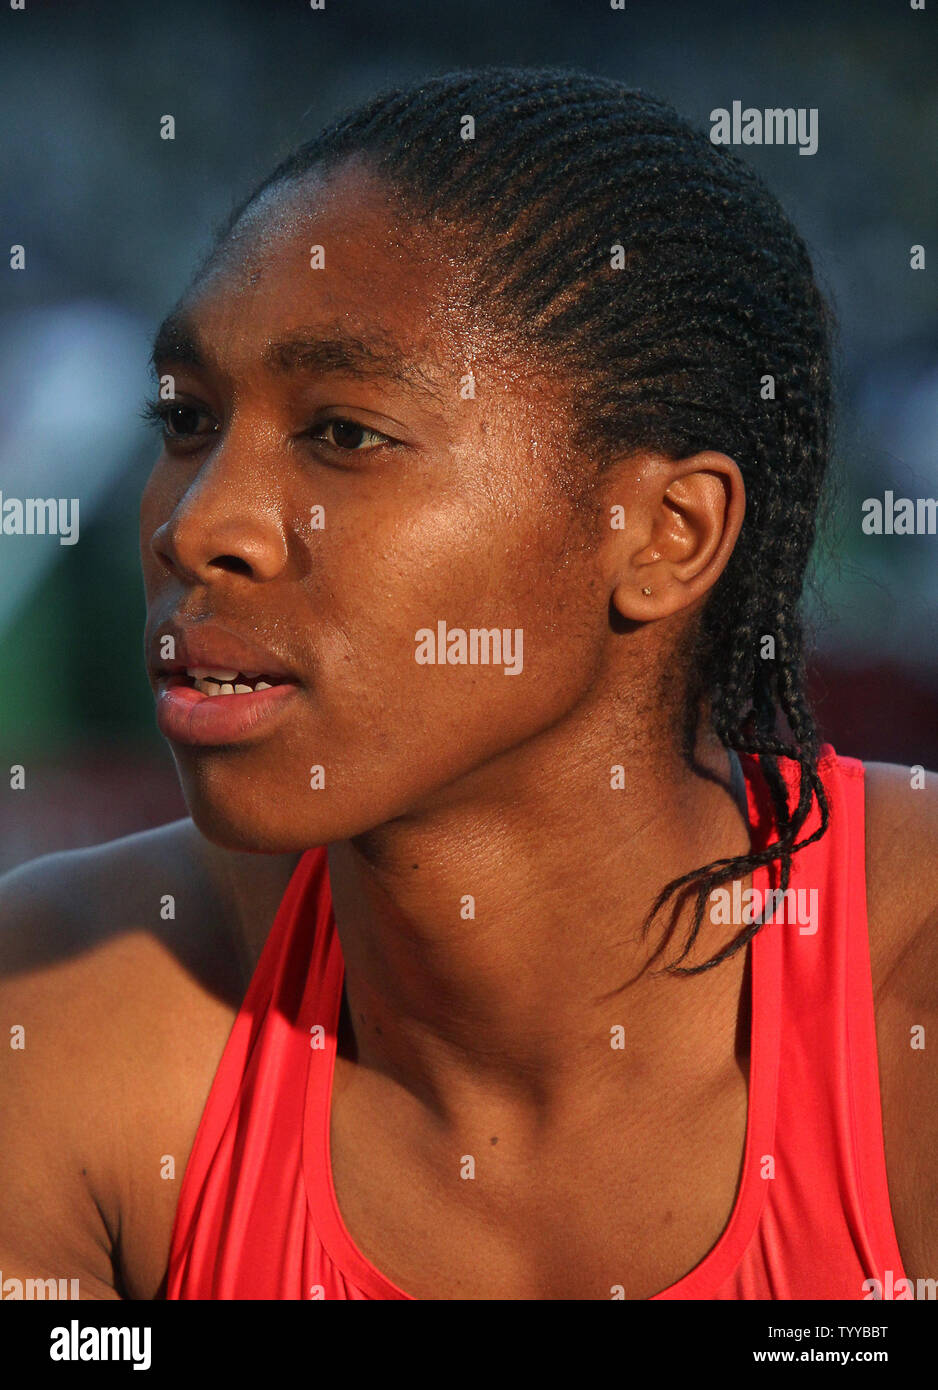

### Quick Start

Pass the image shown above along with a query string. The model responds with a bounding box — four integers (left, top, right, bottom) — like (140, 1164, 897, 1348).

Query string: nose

(149, 448, 290, 585)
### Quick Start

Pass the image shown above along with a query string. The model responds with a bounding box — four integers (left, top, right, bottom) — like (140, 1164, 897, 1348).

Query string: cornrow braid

(209, 65, 835, 976)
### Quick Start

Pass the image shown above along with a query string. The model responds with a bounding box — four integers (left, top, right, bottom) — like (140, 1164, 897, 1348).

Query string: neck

(326, 704, 754, 1121)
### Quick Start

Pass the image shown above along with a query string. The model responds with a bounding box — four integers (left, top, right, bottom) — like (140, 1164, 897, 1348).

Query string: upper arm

(0, 820, 298, 1302)
(863, 760, 938, 1285)
(863, 761, 938, 985)
(0, 854, 124, 1299)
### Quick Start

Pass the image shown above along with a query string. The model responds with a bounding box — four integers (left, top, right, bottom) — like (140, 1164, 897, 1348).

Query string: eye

(307, 418, 393, 452)
(139, 397, 217, 442)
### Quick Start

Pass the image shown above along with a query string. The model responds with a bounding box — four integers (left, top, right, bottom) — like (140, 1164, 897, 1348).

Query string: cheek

(309, 483, 600, 773)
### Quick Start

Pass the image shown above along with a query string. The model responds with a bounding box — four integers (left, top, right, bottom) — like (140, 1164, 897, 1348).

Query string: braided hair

(206, 65, 835, 976)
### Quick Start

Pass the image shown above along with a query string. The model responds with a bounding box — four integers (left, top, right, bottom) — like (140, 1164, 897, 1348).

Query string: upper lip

(151, 621, 301, 683)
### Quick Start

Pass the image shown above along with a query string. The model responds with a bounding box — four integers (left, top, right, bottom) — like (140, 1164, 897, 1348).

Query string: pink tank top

(165, 745, 907, 1299)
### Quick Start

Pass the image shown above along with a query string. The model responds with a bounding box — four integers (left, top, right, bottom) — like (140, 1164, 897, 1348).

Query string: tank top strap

(815, 749, 907, 1284)
(165, 845, 328, 1288)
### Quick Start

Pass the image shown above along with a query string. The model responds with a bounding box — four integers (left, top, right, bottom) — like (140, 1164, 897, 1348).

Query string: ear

(602, 451, 745, 622)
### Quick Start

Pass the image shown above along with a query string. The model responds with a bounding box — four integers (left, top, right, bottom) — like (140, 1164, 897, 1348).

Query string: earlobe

(611, 575, 671, 622)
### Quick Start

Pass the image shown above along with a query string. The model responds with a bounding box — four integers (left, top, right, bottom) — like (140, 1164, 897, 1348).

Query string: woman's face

(140, 160, 616, 851)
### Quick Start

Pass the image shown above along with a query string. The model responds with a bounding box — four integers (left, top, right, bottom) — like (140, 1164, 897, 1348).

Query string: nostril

(208, 555, 253, 577)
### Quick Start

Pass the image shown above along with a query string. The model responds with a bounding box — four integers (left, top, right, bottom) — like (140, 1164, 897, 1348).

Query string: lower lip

(155, 675, 300, 746)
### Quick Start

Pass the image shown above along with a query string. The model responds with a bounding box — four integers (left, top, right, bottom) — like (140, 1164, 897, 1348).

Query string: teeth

(188, 667, 239, 682)
(188, 672, 280, 696)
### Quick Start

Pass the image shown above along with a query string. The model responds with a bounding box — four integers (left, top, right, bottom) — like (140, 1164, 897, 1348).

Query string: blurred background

(1, 0, 936, 873)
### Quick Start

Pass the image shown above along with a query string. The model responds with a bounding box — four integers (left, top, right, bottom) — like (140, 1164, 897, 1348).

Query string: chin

(170, 744, 441, 851)
(189, 800, 321, 853)
(172, 762, 329, 853)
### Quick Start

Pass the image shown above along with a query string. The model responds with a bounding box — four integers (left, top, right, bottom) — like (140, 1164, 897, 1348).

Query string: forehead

(169, 161, 481, 383)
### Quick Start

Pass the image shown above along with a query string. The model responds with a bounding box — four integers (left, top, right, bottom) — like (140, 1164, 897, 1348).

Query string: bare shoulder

(0, 820, 233, 988)
(862, 760, 938, 1288)
(0, 817, 299, 995)
(863, 760, 938, 985)
(0, 821, 300, 1300)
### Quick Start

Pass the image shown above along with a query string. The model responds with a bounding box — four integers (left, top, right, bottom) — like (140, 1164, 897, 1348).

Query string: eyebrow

(148, 310, 444, 403)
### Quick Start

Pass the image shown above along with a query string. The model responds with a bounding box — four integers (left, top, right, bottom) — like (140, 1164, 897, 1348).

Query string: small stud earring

(641, 586, 652, 596)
